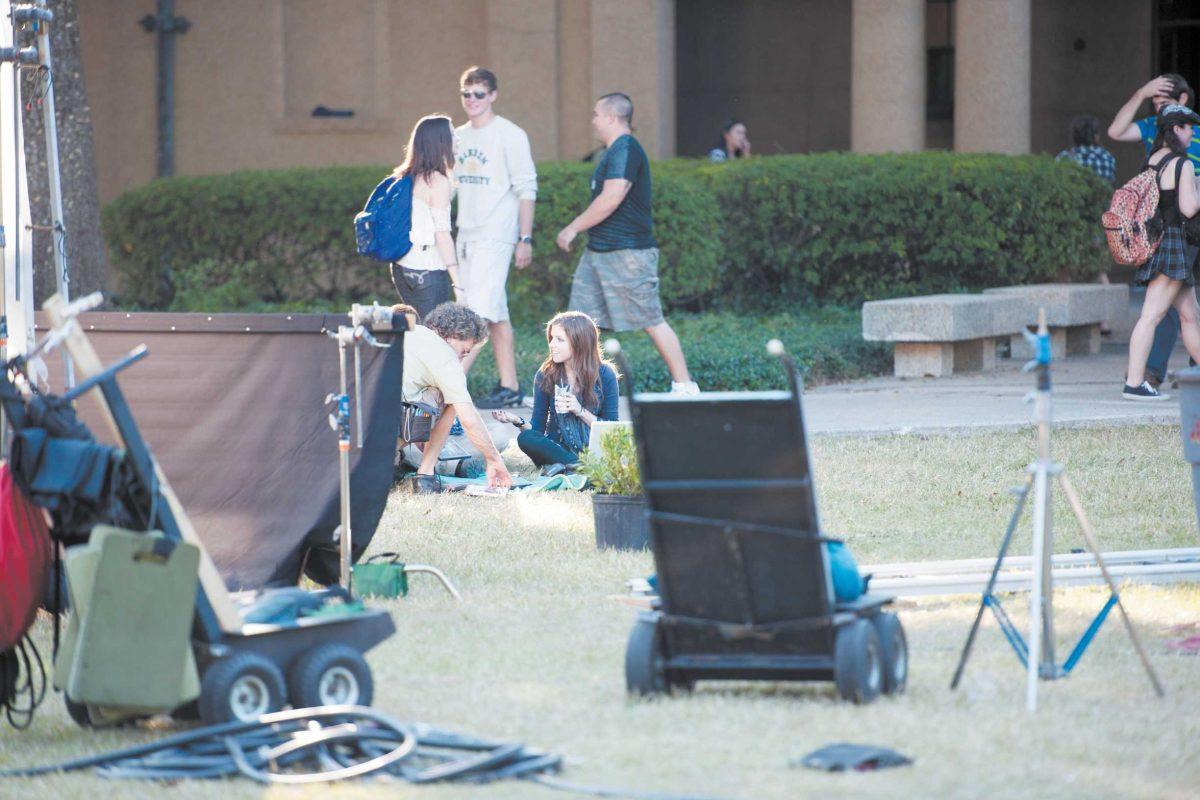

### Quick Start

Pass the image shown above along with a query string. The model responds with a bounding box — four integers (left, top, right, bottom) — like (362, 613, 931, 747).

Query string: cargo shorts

(567, 247, 665, 332)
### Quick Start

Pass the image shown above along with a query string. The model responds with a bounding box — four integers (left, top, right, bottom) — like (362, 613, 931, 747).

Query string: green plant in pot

(578, 425, 650, 551)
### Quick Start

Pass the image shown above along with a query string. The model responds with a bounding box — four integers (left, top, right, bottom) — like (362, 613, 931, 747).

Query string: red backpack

(1102, 157, 1181, 266)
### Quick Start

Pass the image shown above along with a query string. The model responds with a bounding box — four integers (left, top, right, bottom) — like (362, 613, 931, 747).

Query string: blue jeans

(517, 429, 579, 467)
(1147, 307, 1181, 383)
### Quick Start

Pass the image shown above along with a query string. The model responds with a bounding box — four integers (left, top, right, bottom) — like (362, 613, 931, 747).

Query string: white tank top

(398, 195, 452, 270)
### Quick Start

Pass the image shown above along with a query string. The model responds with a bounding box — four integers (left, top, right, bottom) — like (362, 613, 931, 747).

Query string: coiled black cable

(0, 634, 47, 730)
(0, 705, 734, 800)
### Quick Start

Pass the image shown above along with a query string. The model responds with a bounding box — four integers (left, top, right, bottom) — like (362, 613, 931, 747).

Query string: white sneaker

(670, 380, 700, 396)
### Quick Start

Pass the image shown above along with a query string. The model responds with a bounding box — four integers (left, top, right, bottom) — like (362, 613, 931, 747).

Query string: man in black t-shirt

(555, 93, 698, 394)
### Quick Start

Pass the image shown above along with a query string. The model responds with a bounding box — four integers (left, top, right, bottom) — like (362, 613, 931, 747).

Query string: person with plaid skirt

(1124, 104, 1200, 400)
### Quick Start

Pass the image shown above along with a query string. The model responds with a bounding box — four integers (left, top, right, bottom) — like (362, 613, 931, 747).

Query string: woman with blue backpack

(390, 114, 464, 320)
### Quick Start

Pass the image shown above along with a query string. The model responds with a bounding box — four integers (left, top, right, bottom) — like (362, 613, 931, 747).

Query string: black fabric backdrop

(37, 312, 402, 589)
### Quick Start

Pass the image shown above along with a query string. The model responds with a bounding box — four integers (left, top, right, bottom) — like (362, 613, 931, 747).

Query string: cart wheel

(64, 695, 93, 727)
(288, 644, 373, 709)
(834, 619, 883, 704)
(872, 612, 908, 695)
(625, 617, 667, 696)
(198, 652, 287, 724)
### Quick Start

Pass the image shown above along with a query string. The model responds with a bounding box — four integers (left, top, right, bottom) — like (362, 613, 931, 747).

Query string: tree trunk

(21, 0, 105, 303)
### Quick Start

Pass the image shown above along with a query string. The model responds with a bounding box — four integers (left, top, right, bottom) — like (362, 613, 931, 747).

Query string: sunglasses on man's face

(461, 90, 489, 100)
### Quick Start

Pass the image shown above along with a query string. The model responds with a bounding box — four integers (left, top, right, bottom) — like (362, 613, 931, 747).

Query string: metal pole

(1026, 458, 1047, 712)
(139, 0, 188, 177)
(1025, 309, 1051, 712)
(354, 336, 364, 449)
(1035, 375, 1056, 673)
(32, 0, 72, 387)
(155, 0, 174, 177)
(337, 335, 352, 590)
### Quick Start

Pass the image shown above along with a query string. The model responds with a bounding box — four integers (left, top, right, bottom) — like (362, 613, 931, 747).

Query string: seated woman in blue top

(492, 311, 619, 468)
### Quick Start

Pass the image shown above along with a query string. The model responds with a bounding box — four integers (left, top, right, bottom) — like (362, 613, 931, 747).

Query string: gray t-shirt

(587, 134, 656, 252)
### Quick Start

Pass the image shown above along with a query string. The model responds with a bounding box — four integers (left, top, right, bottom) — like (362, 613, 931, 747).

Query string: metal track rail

(863, 547, 1200, 597)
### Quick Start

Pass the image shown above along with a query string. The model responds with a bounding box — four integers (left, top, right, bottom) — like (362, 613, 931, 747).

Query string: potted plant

(578, 425, 649, 551)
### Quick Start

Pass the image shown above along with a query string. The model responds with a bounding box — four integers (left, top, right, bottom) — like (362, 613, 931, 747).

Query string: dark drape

(38, 312, 402, 589)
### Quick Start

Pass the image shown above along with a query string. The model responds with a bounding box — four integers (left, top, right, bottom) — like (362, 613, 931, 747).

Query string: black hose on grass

(0, 705, 735, 800)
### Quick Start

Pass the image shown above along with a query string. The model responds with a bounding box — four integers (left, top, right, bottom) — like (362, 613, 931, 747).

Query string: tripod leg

(1027, 462, 1050, 711)
(951, 474, 1033, 690)
(1058, 473, 1165, 697)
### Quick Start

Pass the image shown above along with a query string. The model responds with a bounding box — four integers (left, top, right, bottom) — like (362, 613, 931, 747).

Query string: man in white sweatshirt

(454, 66, 537, 409)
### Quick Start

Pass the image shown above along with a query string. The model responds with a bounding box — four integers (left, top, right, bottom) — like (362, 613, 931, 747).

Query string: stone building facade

(77, 1, 1179, 202)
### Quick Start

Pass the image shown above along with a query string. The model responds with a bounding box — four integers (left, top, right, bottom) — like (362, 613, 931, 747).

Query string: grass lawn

(4, 425, 1198, 799)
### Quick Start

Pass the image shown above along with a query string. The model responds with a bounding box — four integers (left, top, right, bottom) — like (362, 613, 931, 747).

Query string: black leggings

(391, 264, 451, 321)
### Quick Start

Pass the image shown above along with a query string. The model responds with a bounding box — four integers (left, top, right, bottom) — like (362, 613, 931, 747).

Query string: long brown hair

(537, 311, 615, 409)
(395, 114, 454, 184)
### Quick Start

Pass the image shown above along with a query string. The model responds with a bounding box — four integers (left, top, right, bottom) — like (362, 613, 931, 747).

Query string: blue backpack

(354, 174, 414, 261)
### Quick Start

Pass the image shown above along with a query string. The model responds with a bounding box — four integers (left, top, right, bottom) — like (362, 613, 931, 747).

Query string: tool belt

(400, 401, 440, 443)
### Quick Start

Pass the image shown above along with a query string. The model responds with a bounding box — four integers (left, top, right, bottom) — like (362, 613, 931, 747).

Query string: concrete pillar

(955, 0, 1031, 154)
(851, 0, 925, 153)
(590, 0, 675, 159)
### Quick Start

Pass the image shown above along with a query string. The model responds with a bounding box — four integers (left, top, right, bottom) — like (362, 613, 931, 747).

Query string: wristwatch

(518, 235, 533, 245)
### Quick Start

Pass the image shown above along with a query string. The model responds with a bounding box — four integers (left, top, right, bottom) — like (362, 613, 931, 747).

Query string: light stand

(324, 303, 412, 592)
(950, 309, 1164, 711)
(2, 1, 73, 382)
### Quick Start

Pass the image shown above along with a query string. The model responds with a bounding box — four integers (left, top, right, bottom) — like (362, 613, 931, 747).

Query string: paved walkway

(516, 343, 1187, 440)
(804, 342, 1185, 436)
(508, 291, 1190, 438)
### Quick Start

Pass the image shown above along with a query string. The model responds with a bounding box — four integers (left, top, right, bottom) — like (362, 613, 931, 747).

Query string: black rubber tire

(287, 644, 373, 709)
(873, 612, 908, 695)
(625, 617, 667, 696)
(198, 652, 287, 724)
(63, 695, 93, 727)
(834, 619, 884, 704)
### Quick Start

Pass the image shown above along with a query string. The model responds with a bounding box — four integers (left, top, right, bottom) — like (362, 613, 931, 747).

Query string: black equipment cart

(617, 342, 907, 703)
(4, 296, 402, 725)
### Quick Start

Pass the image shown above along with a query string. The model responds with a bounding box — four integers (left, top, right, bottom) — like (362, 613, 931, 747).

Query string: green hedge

(102, 153, 1109, 317)
(466, 307, 890, 395)
(710, 153, 1110, 305)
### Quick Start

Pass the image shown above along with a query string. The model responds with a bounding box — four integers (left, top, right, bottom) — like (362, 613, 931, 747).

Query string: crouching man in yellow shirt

(399, 303, 514, 492)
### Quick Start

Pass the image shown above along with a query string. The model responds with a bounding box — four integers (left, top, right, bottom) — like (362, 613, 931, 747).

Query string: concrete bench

(982, 283, 1129, 358)
(862, 293, 1028, 378)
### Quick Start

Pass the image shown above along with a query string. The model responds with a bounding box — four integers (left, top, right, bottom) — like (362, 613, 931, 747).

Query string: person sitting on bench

(492, 311, 618, 471)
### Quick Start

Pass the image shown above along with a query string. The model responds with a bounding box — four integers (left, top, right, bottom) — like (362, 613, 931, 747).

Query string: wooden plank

(45, 295, 243, 634)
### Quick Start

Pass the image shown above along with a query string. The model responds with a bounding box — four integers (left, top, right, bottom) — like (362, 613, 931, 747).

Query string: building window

(926, 0, 954, 122)
(1155, 0, 1200, 88)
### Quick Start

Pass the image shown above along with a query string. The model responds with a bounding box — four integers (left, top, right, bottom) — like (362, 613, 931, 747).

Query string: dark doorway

(674, 1, 851, 159)
(1155, 0, 1200, 86)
